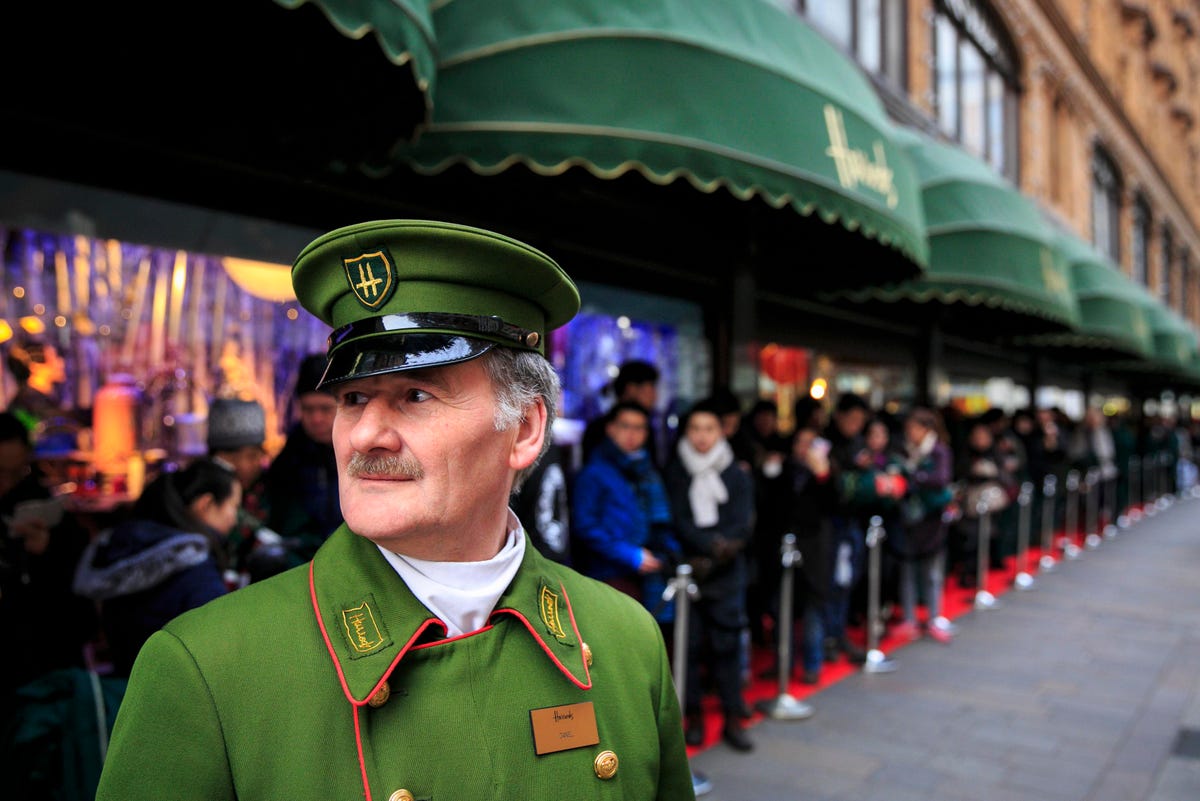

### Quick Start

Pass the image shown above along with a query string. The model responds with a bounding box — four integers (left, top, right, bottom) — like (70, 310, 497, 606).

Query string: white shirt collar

(378, 510, 526, 638)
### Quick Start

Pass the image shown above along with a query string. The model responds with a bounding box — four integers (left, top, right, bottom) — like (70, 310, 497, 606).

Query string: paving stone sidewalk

(688, 497, 1200, 801)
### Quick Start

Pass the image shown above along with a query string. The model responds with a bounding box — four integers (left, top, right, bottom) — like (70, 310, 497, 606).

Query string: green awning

(393, 0, 927, 271)
(826, 125, 1077, 334)
(273, 0, 436, 117)
(1104, 284, 1199, 389)
(1016, 232, 1155, 360)
(1146, 301, 1197, 372)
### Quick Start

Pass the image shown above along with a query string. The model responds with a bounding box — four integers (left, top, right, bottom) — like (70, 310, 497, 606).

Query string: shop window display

(0, 227, 328, 486)
(551, 309, 709, 463)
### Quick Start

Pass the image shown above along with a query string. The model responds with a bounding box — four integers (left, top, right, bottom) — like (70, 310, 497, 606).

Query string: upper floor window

(1093, 148, 1124, 265)
(1160, 226, 1173, 305)
(799, 0, 907, 88)
(1130, 195, 1150, 286)
(931, 0, 1019, 180)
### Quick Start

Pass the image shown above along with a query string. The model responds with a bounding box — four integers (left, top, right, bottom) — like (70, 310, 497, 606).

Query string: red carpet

(683, 513, 1124, 756)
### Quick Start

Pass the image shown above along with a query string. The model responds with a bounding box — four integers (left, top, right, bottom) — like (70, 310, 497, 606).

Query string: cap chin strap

(328, 312, 540, 352)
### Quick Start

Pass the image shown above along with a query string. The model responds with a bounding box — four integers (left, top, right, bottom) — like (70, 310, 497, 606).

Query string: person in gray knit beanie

(205, 398, 279, 582)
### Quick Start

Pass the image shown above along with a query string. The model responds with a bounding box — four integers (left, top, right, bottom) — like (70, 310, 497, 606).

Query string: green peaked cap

(291, 220, 581, 387)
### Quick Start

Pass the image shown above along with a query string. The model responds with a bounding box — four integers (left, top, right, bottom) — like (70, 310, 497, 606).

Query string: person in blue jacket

(571, 400, 679, 617)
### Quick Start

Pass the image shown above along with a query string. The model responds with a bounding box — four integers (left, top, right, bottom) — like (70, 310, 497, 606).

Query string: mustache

(345, 452, 424, 480)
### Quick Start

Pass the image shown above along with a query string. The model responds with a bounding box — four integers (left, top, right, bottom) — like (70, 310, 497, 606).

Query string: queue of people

(545, 364, 1199, 758)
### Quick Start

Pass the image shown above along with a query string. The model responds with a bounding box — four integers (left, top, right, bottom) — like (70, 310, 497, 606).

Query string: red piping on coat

(309, 562, 443, 801)
(492, 581, 593, 690)
(352, 705, 371, 801)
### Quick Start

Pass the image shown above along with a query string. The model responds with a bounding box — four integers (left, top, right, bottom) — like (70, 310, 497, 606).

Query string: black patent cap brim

(318, 333, 496, 388)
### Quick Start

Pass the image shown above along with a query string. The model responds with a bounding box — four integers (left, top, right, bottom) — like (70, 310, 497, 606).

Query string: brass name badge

(529, 702, 599, 755)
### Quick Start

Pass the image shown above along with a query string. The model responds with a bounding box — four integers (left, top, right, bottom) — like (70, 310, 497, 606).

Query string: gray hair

(481, 347, 560, 494)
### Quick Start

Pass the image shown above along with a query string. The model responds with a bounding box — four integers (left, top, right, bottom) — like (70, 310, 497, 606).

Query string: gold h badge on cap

(344, 250, 397, 310)
(290, 219, 582, 388)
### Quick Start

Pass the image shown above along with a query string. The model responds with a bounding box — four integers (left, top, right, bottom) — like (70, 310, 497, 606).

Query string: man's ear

(510, 397, 548, 471)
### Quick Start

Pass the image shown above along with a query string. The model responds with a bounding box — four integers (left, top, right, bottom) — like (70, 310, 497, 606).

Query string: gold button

(524, 331, 540, 348)
(593, 750, 618, 780)
(387, 790, 414, 801)
(581, 641, 593, 667)
(368, 681, 391, 708)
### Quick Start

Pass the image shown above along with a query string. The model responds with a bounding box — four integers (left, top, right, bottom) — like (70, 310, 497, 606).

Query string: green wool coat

(96, 526, 695, 801)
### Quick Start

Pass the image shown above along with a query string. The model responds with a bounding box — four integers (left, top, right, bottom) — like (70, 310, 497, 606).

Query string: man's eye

(408, 388, 432, 403)
(341, 391, 368, 406)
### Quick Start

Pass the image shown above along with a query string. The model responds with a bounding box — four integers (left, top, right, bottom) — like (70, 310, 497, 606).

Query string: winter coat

(264, 424, 342, 563)
(896, 439, 954, 559)
(73, 518, 227, 677)
(758, 456, 838, 603)
(571, 438, 678, 588)
(1, 470, 97, 725)
(663, 455, 754, 623)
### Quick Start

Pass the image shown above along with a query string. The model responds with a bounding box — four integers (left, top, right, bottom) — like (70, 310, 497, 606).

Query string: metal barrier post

(664, 565, 712, 797)
(1083, 468, 1102, 550)
(1157, 451, 1174, 510)
(1103, 473, 1119, 539)
(1039, 474, 1058, 572)
(1122, 455, 1141, 526)
(1061, 470, 1082, 560)
(974, 498, 999, 609)
(1013, 482, 1035, 590)
(757, 534, 817, 718)
(665, 563, 698, 711)
(862, 516, 897, 673)
(1143, 454, 1157, 517)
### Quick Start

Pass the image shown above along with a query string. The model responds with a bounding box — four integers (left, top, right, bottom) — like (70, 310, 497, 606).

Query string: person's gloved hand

(711, 535, 743, 563)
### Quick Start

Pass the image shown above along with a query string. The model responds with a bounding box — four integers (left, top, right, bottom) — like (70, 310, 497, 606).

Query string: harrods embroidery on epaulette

(339, 594, 392, 658)
(538, 583, 568, 641)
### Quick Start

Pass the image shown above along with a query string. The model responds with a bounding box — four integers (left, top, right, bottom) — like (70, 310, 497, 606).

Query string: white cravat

(379, 512, 526, 638)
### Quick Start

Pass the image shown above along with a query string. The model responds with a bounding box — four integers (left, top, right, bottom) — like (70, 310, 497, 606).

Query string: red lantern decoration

(759, 344, 807, 385)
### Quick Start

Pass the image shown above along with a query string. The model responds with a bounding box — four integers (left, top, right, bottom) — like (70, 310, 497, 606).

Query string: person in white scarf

(663, 398, 756, 754)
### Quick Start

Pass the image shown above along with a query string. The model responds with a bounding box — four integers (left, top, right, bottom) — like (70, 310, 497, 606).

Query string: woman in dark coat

(74, 458, 241, 676)
(663, 398, 755, 752)
(952, 418, 1017, 587)
(893, 407, 956, 643)
(758, 425, 839, 684)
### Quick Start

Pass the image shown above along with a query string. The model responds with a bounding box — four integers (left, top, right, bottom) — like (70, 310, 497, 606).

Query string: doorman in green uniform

(96, 220, 696, 801)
